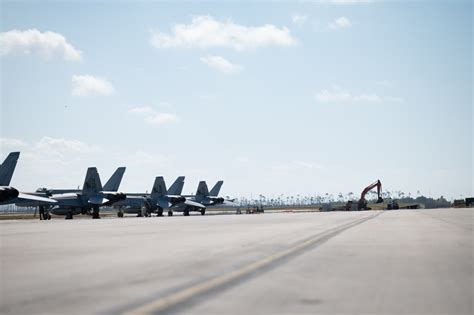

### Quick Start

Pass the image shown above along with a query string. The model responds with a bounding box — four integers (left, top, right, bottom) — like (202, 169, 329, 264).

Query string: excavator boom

(358, 179, 383, 210)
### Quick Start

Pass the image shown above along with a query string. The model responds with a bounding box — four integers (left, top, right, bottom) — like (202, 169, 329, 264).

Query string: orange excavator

(357, 180, 383, 210)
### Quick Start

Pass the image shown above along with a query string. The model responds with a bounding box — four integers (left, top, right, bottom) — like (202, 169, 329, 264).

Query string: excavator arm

(358, 180, 383, 210)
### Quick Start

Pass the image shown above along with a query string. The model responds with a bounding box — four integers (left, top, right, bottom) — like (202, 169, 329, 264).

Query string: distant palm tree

(338, 193, 344, 202)
(347, 192, 354, 201)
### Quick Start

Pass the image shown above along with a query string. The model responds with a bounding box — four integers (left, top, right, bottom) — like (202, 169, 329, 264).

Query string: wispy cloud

(129, 106, 180, 125)
(1, 137, 95, 159)
(145, 113, 180, 125)
(201, 55, 241, 74)
(328, 17, 352, 30)
(72, 75, 114, 97)
(0, 138, 27, 148)
(315, 86, 403, 103)
(0, 136, 177, 191)
(0, 29, 82, 61)
(150, 15, 297, 51)
(291, 14, 307, 26)
(34, 136, 95, 157)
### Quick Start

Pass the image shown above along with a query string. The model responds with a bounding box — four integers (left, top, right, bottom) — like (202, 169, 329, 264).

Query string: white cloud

(2, 137, 93, 157)
(315, 86, 403, 103)
(71, 75, 115, 97)
(34, 137, 94, 157)
(200, 55, 241, 74)
(145, 113, 180, 125)
(0, 29, 82, 61)
(0, 137, 101, 190)
(291, 14, 307, 26)
(315, 87, 352, 102)
(0, 138, 27, 148)
(150, 15, 297, 51)
(129, 106, 180, 125)
(328, 17, 352, 30)
(0, 137, 176, 193)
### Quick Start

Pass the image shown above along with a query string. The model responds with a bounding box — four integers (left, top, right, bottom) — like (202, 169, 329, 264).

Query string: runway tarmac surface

(1, 209, 472, 314)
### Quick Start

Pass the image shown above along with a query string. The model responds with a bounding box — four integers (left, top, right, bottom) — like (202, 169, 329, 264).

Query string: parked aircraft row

(0, 152, 232, 220)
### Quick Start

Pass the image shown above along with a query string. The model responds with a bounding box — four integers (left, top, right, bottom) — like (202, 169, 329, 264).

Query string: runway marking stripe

(124, 213, 379, 315)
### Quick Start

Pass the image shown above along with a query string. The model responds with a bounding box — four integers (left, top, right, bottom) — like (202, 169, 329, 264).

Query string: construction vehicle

(466, 197, 474, 207)
(453, 199, 466, 208)
(387, 200, 399, 210)
(357, 180, 383, 210)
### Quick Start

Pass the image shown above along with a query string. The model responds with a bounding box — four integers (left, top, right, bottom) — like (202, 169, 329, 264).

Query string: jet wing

(113, 196, 147, 207)
(100, 191, 124, 195)
(182, 199, 206, 208)
(170, 199, 206, 211)
(14, 193, 58, 206)
(222, 200, 239, 206)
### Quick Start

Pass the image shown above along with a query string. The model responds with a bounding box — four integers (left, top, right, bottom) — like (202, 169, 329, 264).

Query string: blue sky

(1, 0, 472, 200)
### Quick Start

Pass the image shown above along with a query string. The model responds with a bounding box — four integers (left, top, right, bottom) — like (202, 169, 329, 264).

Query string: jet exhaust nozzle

(211, 197, 225, 204)
(0, 186, 19, 202)
(169, 196, 186, 204)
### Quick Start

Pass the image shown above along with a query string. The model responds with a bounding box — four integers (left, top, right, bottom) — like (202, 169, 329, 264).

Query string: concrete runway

(1, 209, 472, 315)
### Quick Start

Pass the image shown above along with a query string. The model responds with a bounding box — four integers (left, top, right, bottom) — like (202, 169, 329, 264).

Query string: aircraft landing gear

(92, 207, 100, 219)
(157, 207, 164, 217)
(138, 206, 148, 217)
(184, 209, 190, 216)
(117, 210, 124, 218)
(65, 210, 74, 220)
(168, 210, 173, 216)
(200, 209, 206, 215)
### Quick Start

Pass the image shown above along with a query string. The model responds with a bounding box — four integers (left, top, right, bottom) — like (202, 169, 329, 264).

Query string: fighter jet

(0, 152, 57, 206)
(17, 167, 126, 219)
(186, 181, 235, 207)
(189, 181, 226, 206)
(35, 167, 126, 195)
(114, 176, 206, 217)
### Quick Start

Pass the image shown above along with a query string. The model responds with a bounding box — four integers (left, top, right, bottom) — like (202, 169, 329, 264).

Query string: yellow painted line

(125, 213, 379, 315)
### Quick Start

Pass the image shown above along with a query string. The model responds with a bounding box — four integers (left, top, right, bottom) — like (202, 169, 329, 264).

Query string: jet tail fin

(103, 167, 126, 191)
(151, 176, 167, 199)
(168, 176, 185, 195)
(0, 152, 20, 186)
(82, 167, 103, 194)
(196, 181, 209, 198)
(209, 181, 223, 196)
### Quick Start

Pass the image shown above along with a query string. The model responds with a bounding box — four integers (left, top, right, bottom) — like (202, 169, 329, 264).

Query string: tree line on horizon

(236, 191, 452, 209)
